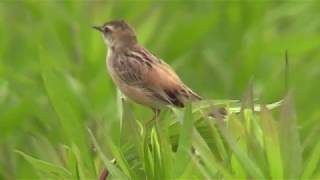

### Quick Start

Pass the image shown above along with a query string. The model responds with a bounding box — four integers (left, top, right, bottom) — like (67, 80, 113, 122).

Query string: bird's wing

(114, 47, 201, 107)
(146, 58, 202, 106)
(112, 50, 172, 105)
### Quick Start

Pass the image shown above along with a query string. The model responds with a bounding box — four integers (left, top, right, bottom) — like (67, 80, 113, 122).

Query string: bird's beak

(92, 25, 103, 32)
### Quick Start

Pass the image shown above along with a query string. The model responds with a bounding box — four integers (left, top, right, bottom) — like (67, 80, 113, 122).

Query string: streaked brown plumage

(93, 19, 203, 126)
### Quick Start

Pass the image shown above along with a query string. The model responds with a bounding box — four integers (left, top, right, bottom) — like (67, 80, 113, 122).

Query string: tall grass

(15, 80, 320, 179)
(1, 1, 320, 179)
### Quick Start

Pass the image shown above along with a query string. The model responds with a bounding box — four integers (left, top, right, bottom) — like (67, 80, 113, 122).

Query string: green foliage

(15, 150, 71, 178)
(1, 1, 320, 179)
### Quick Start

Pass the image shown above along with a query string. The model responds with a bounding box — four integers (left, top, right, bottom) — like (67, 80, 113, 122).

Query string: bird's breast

(105, 51, 165, 109)
(106, 51, 119, 82)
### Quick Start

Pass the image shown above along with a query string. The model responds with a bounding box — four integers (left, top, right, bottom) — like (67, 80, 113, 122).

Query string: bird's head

(92, 20, 137, 49)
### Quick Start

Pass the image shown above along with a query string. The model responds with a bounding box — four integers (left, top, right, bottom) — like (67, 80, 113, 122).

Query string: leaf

(260, 105, 283, 179)
(206, 118, 228, 161)
(192, 128, 233, 179)
(62, 145, 78, 179)
(190, 155, 212, 180)
(107, 141, 136, 178)
(175, 102, 193, 177)
(39, 46, 95, 176)
(121, 98, 143, 159)
(240, 79, 254, 112)
(279, 92, 302, 179)
(219, 125, 265, 179)
(302, 140, 320, 179)
(0, 100, 34, 136)
(143, 129, 155, 179)
(15, 150, 71, 178)
(227, 114, 247, 178)
(153, 112, 175, 180)
(229, 100, 283, 114)
(88, 129, 128, 179)
(152, 129, 163, 178)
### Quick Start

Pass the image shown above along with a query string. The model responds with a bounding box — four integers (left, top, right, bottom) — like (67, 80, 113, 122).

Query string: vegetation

(1, 1, 320, 179)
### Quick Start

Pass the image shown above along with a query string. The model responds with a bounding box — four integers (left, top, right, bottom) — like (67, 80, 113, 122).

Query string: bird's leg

(144, 108, 160, 128)
(99, 168, 109, 180)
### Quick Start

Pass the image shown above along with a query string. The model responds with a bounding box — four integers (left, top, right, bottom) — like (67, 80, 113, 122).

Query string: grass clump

(17, 69, 317, 179)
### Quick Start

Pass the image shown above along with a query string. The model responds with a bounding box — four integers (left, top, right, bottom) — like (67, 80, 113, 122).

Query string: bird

(92, 19, 224, 127)
(93, 19, 226, 180)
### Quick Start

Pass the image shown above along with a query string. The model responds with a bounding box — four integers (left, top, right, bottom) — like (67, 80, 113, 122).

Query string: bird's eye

(104, 27, 111, 33)
(103, 25, 114, 33)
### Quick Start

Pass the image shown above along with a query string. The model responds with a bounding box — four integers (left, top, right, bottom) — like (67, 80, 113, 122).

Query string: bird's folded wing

(115, 48, 201, 107)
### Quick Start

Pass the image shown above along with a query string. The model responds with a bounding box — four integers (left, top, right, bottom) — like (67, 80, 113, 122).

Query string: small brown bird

(93, 20, 227, 180)
(93, 20, 209, 126)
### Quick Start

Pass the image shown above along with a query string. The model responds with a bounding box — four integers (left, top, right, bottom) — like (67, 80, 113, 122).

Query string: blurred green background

(0, 0, 320, 179)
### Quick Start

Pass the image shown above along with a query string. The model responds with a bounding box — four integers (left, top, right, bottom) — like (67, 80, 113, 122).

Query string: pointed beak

(92, 25, 103, 32)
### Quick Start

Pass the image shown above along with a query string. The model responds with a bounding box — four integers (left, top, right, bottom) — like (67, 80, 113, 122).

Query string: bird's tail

(185, 87, 227, 120)
(184, 86, 202, 102)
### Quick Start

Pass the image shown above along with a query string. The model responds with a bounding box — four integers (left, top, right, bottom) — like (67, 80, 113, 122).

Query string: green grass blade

(279, 93, 302, 179)
(193, 128, 233, 179)
(143, 129, 155, 179)
(219, 124, 266, 179)
(88, 129, 128, 179)
(15, 150, 71, 178)
(206, 119, 228, 161)
(151, 128, 163, 179)
(39, 47, 95, 176)
(70, 144, 90, 180)
(121, 98, 143, 159)
(190, 155, 212, 180)
(62, 145, 78, 179)
(227, 114, 247, 178)
(107, 141, 137, 179)
(260, 105, 283, 179)
(154, 112, 175, 180)
(302, 140, 320, 179)
(229, 100, 283, 113)
(174, 102, 193, 177)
